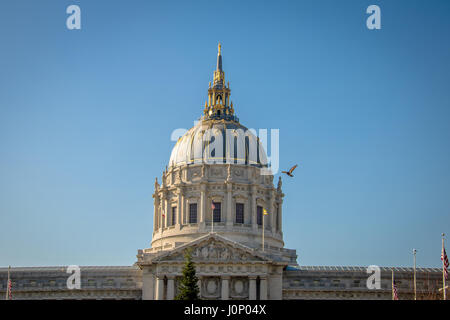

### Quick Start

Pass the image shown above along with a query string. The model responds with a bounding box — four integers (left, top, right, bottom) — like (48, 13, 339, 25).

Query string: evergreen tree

(175, 248, 200, 300)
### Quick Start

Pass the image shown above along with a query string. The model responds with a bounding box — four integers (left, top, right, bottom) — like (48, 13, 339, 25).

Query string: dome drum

(151, 163, 284, 252)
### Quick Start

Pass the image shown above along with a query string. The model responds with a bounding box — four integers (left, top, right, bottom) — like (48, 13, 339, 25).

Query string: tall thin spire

(213, 42, 225, 87)
(202, 43, 238, 122)
(217, 42, 222, 71)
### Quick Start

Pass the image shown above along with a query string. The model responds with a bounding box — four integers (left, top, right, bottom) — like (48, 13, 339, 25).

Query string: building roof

(286, 265, 442, 273)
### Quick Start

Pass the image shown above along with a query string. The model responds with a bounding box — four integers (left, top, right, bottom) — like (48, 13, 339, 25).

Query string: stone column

(155, 276, 165, 300)
(270, 191, 276, 234)
(181, 191, 185, 225)
(278, 199, 283, 233)
(180, 192, 185, 225)
(176, 189, 182, 228)
(249, 277, 257, 300)
(200, 184, 206, 230)
(197, 276, 202, 299)
(260, 277, 268, 300)
(163, 197, 168, 228)
(183, 196, 188, 224)
(226, 183, 233, 227)
(142, 268, 155, 300)
(159, 194, 164, 231)
(251, 186, 257, 231)
(221, 276, 230, 300)
(153, 194, 159, 231)
(167, 277, 175, 300)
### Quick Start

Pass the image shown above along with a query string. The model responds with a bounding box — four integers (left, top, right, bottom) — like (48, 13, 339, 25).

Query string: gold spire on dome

(214, 42, 224, 85)
(202, 44, 238, 122)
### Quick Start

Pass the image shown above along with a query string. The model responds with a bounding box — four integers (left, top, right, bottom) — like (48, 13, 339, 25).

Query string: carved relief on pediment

(160, 239, 264, 263)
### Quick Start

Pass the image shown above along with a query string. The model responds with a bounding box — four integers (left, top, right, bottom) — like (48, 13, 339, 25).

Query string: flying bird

(282, 164, 298, 177)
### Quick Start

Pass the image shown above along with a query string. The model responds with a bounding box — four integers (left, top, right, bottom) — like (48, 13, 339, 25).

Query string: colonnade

(153, 184, 283, 235)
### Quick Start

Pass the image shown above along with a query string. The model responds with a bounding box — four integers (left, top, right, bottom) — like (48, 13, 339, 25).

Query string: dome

(168, 43, 269, 169)
(169, 119, 268, 168)
(148, 44, 286, 256)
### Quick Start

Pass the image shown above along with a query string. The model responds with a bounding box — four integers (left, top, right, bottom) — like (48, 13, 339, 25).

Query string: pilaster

(221, 276, 230, 300)
(251, 185, 257, 231)
(155, 276, 165, 300)
(167, 276, 175, 300)
(142, 268, 155, 300)
(260, 277, 268, 300)
(200, 183, 206, 230)
(249, 276, 257, 300)
(226, 182, 233, 227)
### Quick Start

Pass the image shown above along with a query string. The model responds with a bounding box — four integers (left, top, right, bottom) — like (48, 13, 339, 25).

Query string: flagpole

(413, 248, 417, 300)
(6, 266, 10, 300)
(391, 269, 394, 301)
(443, 233, 446, 300)
(262, 211, 265, 252)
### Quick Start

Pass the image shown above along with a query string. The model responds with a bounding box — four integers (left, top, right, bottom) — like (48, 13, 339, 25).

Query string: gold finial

(218, 42, 221, 55)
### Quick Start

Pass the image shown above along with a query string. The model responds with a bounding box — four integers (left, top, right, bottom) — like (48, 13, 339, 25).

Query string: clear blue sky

(1, 0, 449, 268)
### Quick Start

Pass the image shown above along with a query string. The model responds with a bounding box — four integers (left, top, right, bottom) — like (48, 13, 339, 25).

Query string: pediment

(152, 233, 270, 263)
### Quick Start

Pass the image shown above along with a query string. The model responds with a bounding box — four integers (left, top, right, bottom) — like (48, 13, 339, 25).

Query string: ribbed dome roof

(169, 119, 268, 168)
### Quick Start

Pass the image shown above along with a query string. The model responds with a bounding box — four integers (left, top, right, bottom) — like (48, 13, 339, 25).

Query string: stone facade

(1, 265, 444, 300)
(138, 233, 286, 300)
(0, 266, 142, 300)
(283, 266, 443, 300)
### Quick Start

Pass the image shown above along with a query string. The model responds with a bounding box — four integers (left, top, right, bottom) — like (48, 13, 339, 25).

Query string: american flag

(7, 279, 12, 300)
(392, 281, 399, 300)
(211, 202, 215, 210)
(442, 246, 449, 280)
(6, 266, 12, 300)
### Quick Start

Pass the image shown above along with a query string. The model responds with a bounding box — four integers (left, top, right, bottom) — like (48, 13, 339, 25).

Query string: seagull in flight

(282, 164, 298, 177)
